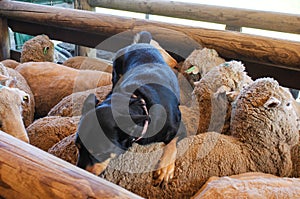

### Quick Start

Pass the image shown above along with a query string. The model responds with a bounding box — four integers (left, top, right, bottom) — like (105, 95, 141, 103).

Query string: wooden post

(0, 17, 10, 60)
(0, 130, 142, 199)
(74, 0, 96, 57)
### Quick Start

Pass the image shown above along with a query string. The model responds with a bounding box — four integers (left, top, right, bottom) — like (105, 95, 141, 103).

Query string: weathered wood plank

(0, 17, 10, 60)
(88, 0, 300, 34)
(1, 1, 299, 71)
(0, 130, 142, 199)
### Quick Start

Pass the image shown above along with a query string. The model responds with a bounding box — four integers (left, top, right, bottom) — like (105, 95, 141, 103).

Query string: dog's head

(112, 31, 166, 86)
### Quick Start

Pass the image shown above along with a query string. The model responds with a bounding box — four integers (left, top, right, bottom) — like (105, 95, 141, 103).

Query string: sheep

(193, 60, 253, 134)
(0, 84, 30, 143)
(98, 78, 298, 198)
(192, 172, 300, 198)
(48, 85, 112, 117)
(181, 48, 225, 83)
(20, 35, 54, 63)
(46, 78, 298, 198)
(291, 99, 300, 177)
(16, 62, 112, 118)
(27, 116, 80, 151)
(0, 63, 34, 127)
(48, 133, 78, 165)
(0, 59, 20, 69)
(230, 78, 299, 176)
(63, 56, 113, 73)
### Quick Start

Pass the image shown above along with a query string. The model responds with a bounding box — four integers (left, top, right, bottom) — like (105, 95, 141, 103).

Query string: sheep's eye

(23, 95, 29, 103)
(286, 102, 291, 106)
(43, 47, 49, 55)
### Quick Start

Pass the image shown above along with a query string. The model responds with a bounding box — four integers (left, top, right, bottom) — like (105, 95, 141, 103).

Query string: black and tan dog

(75, 31, 185, 186)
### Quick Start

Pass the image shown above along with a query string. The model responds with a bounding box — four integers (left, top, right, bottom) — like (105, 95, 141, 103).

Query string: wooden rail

(0, 130, 142, 199)
(88, 0, 300, 34)
(0, 0, 299, 88)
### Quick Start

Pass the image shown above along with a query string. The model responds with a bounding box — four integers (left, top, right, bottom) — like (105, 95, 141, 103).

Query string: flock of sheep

(0, 34, 299, 198)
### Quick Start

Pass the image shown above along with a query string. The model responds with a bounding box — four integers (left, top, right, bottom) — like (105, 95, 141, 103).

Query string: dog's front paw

(153, 162, 175, 187)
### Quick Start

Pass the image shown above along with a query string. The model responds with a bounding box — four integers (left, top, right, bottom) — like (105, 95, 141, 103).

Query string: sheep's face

(230, 78, 299, 147)
(0, 86, 29, 142)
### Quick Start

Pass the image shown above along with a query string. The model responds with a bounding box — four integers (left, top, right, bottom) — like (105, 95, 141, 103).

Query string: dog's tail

(133, 31, 152, 44)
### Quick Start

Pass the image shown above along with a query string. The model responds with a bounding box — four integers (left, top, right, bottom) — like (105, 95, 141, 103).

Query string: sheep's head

(20, 34, 54, 63)
(230, 78, 299, 147)
(0, 85, 30, 143)
(192, 61, 253, 134)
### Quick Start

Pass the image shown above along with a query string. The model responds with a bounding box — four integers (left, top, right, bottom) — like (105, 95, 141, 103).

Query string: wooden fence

(0, 0, 299, 89)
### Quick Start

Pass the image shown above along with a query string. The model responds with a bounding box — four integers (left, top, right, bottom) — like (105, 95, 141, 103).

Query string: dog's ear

(112, 50, 126, 85)
(133, 31, 152, 44)
(82, 93, 99, 115)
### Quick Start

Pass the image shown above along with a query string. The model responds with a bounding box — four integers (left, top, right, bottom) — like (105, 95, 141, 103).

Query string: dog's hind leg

(153, 137, 178, 187)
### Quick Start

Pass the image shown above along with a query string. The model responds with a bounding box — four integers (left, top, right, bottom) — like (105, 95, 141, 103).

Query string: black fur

(75, 32, 185, 171)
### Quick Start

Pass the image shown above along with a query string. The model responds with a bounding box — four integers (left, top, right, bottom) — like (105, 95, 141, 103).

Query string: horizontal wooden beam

(88, 0, 300, 34)
(1, 1, 300, 72)
(0, 130, 141, 198)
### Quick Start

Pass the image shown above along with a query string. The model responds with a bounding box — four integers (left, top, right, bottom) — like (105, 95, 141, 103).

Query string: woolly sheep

(192, 172, 300, 199)
(193, 60, 253, 134)
(27, 116, 80, 151)
(291, 99, 300, 177)
(230, 78, 299, 176)
(20, 35, 54, 63)
(48, 133, 78, 165)
(63, 56, 113, 73)
(181, 48, 225, 81)
(0, 59, 20, 69)
(0, 85, 30, 143)
(48, 85, 112, 117)
(47, 78, 298, 198)
(99, 78, 299, 198)
(16, 62, 112, 117)
(0, 63, 34, 127)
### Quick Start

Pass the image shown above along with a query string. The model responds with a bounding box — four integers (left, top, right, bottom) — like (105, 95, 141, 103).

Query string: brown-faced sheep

(20, 35, 54, 63)
(1, 59, 20, 69)
(27, 116, 80, 151)
(192, 172, 300, 199)
(16, 62, 112, 117)
(48, 85, 112, 117)
(63, 56, 113, 73)
(181, 48, 225, 84)
(0, 63, 34, 127)
(193, 61, 253, 134)
(0, 85, 30, 143)
(49, 78, 299, 198)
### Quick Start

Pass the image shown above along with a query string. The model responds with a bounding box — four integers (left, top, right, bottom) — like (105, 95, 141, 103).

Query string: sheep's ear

(264, 96, 281, 109)
(82, 94, 98, 115)
(226, 91, 239, 102)
(0, 74, 10, 82)
(8, 77, 17, 88)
